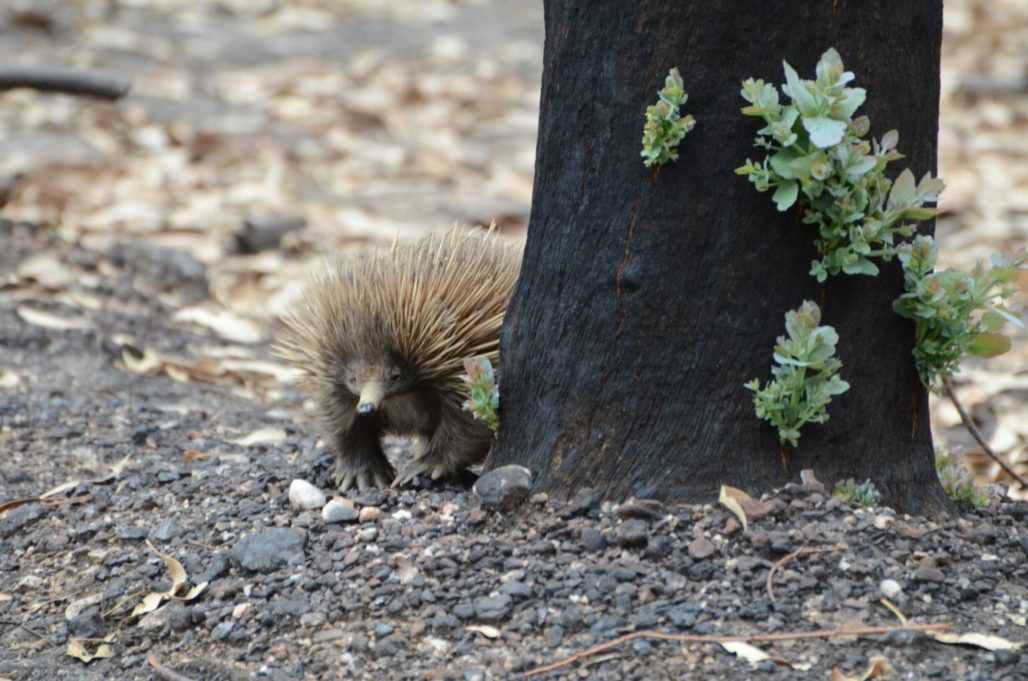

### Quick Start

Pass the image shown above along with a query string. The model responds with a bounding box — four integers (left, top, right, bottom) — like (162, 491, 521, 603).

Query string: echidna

(276, 226, 521, 491)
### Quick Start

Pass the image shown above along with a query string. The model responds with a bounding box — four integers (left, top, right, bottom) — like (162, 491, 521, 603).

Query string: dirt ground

(1, 1, 1026, 679)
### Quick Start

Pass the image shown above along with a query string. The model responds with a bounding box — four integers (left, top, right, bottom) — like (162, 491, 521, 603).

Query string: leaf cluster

(745, 301, 850, 447)
(735, 48, 944, 281)
(462, 356, 499, 433)
(641, 68, 696, 168)
(935, 449, 991, 509)
(832, 478, 881, 508)
(893, 235, 1026, 387)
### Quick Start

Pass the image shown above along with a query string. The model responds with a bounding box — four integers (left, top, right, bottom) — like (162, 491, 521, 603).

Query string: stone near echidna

(276, 227, 521, 491)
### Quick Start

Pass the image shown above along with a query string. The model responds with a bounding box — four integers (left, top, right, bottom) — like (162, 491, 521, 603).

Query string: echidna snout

(342, 357, 414, 414)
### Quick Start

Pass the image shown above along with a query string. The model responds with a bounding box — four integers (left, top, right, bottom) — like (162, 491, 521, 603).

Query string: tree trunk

(487, 0, 951, 514)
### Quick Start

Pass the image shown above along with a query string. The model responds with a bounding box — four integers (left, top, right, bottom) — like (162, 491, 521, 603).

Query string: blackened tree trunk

(487, 0, 951, 514)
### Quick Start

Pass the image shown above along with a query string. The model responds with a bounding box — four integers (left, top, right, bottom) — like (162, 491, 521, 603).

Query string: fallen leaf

(17, 253, 74, 289)
(129, 591, 166, 618)
(932, 632, 1024, 651)
(465, 624, 501, 639)
(831, 656, 894, 681)
(173, 305, 264, 344)
(229, 427, 287, 447)
(17, 306, 91, 331)
(146, 540, 188, 595)
(177, 581, 208, 602)
(66, 634, 115, 663)
(719, 485, 749, 532)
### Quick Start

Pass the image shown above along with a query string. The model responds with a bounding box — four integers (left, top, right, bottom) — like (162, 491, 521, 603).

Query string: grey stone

(616, 519, 648, 548)
(688, 537, 717, 560)
(474, 594, 512, 622)
(473, 465, 532, 511)
(580, 527, 606, 552)
(229, 528, 306, 573)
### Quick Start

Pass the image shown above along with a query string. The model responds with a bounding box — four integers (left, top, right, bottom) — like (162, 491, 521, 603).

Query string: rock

(68, 609, 106, 638)
(617, 498, 666, 520)
(914, 566, 945, 583)
(322, 500, 359, 524)
(474, 594, 512, 622)
(116, 526, 149, 541)
(567, 487, 603, 517)
(688, 537, 717, 560)
(616, 519, 648, 548)
(289, 479, 326, 510)
(301, 612, 327, 628)
(374, 623, 394, 638)
(580, 527, 606, 552)
(0, 504, 43, 538)
(358, 527, 378, 543)
(166, 604, 198, 632)
(137, 606, 172, 631)
(150, 519, 180, 542)
(473, 465, 532, 511)
(358, 506, 383, 523)
(880, 579, 904, 600)
(211, 620, 234, 641)
(229, 528, 306, 573)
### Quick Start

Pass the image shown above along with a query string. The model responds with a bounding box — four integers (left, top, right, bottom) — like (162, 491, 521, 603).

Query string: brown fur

(275, 227, 521, 490)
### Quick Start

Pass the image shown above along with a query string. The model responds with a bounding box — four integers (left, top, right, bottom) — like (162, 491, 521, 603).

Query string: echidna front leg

(392, 399, 492, 487)
(333, 417, 395, 491)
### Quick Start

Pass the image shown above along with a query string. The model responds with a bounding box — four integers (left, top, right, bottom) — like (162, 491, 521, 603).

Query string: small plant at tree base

(893, 235, 1026, 387)
(735, 48, 945, 281)
(833, 478, 881, 508)
(462, 356, 499, 433)
(641, 67, 696, 168)
(935, 448, 991, 509)
(745, 301, 850, 447)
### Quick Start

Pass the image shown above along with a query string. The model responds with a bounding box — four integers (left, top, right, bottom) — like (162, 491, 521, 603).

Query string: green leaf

(842, 258, 879, 276)
(887, 168, 917, 210)
(880, 129, 899, 151)
(783, 61, 818, 115)
(773, 182, 799, 211)
(968, 332, 1012, 358)
(802, 116, 848, 148)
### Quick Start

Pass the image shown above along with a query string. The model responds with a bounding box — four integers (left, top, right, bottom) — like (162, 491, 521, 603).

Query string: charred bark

(487, 0, 950, 514)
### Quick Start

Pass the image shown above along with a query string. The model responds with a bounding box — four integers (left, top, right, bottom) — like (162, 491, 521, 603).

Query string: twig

(0, 66, 130, 99)
(766, 546, 831, 601)
(942, 377, 1027, 490)
(521, 622, 950, 677)
(147, 656, 197, 681)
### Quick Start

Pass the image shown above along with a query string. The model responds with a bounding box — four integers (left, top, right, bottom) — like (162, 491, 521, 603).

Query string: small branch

(766, 546, 831, 602)
(521, 622, 950, 677)
(942, 377, 1027, 490)
(0, 66, 130, 100)
(147, 656, 197, 681)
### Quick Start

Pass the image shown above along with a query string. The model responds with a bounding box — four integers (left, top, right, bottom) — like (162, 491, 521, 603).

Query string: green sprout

(833, 478, 881, 508)
(462, 356, 499, 433)
(641, 67, 696, 168)
(745, 301, 850, 447)
(893, 235, 1026, 387)
(935, 448, 991, 509)
(735, 48, 945, 282)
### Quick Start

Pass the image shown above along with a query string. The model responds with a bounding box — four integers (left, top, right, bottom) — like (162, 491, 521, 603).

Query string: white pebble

(880, 579, 903, 600)
(288, 479, 326, 510)
(322, 499, 357, 523)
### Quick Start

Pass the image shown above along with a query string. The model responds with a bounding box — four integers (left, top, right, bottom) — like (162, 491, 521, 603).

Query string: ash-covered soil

(2, 220, 1027, 681)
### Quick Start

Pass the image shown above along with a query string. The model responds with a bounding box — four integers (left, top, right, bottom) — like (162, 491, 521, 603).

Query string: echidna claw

(334, 458, 395, 492)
